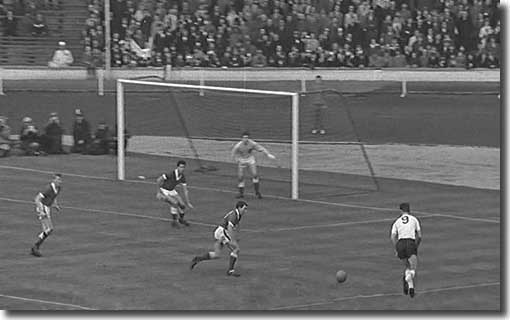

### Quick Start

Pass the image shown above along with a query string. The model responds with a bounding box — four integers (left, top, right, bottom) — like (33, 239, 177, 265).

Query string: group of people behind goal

(29, 131, 421, 294)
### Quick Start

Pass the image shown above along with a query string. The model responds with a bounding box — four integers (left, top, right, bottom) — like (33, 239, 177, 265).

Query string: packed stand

(82, 0, 500, 69)
(0, 109, 130, 158)
(0, 0, 53, 36)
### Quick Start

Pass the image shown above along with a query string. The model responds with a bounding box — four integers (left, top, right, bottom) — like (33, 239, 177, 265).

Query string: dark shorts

(396, 238, 418, 260)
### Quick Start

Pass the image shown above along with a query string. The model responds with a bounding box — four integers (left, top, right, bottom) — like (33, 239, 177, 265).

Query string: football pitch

(0, 80, 501, 310)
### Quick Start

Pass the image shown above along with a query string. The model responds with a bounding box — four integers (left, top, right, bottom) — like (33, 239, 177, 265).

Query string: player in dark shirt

(31, 173, 62, 257)
(156, 160, 193, 228)
(190, 201, 248, 277)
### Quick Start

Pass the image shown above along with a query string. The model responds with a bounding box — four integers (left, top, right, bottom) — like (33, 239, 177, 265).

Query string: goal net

(116, 79, 379, 200)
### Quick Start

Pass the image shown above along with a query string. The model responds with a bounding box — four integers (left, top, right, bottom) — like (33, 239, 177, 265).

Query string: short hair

(242, 131, 250, 137)
(236, 200, 248, 209)
(177, 160, 186, 167)
(315, 75, 322, 79)
(399, 202, 410, 213)
(54, 173, 62, 178)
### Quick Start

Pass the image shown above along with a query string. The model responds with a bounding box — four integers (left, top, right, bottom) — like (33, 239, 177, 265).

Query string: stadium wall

(0, 67, 500, 82)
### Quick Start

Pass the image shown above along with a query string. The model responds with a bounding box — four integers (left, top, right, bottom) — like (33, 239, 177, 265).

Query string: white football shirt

(391, 213, 421, 240)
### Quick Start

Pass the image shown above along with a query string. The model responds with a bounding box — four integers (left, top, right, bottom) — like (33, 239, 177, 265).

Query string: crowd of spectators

(0, 0, 51, 36)
(82, 0, 500, 69)
(0, 109, 129, 157)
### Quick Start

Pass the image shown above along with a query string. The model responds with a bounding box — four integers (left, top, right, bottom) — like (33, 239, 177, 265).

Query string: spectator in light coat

(48, 41, 74, 68)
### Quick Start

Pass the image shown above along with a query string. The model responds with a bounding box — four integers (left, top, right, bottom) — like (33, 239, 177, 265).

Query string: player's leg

(407, 254, 418, 297)
(191, 229, 225, 270)
(174, 194, 190, 226)
(237, 164, 245, 198)
(158, 190, 181, 227)
(226, 241, 241, 277)
(249, 163, 262, 199)
(318, 105, 326, 134)
(312, 105, 320, 134)
(32, 207, 53, 256)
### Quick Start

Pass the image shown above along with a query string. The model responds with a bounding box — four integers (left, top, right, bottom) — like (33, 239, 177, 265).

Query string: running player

(190, 200, 248, 277)
(311, 75, 328, 135)
(390, 202, 422, 298)
(231, 132, 275, 199)
(31, 173, 63, 257)
(156, 160, 193, 228)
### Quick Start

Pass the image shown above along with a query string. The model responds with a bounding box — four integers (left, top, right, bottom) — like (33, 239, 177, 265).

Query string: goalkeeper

(231, 131, 275, 199)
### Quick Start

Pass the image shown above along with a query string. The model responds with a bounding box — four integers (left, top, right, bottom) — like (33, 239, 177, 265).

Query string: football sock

(35, 231, 50, 249)
(196, 252, 211, 261)
(228, 255, 237, 270)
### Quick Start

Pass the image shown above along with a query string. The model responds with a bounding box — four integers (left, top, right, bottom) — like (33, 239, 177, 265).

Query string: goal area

(116, 78, 379, 200)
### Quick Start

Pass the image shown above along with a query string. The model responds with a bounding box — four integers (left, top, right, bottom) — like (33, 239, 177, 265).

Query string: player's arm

(53, 198, 62, 211)
(254, 141, 275, 159)
(415, 219, 422, 247)
(156, 174, 166, 187)
(34, 193, 46, 217)
(390, 223, 398, 246)
(231, 142, 240, 161)
(181, 183, 193, 208)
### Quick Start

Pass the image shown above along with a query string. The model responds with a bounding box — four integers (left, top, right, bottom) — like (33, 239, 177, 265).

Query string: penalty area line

(0, 165, 500, 224)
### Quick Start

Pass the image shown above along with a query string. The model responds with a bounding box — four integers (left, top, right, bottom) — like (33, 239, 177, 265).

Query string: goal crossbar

(116, 79, 300, 199)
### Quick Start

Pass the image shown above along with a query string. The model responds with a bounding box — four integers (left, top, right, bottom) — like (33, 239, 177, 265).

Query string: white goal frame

(116, 79, 300, 199)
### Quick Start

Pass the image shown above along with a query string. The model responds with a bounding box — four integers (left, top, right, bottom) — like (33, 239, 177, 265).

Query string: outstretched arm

(254, 142, 275, 159)
(182, 184, 193, 208)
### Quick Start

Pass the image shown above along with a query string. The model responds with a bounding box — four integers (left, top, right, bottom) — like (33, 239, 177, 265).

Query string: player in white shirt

(231, 131, 276, 199)
(390, 202, 422, 298)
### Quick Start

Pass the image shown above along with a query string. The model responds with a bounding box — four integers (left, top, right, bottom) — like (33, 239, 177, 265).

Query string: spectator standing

(87, 121, 111, 155)
(3, 10, 17, 36)
(0, 116, 12, 157)
(32, 12, 48, 36)
(71, 109, 91, 154)
(48, 41, 74, 68)
(43, 112, 65, 154)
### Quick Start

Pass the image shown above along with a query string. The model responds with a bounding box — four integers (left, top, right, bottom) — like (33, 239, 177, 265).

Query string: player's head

(315, 75, 322, 84)
(53, 173, 63, 185)
(236, 200, 248, 214)
(242, 131, 250, 143)
(399, 202, 410, 213)
(176, 160, 186, 173)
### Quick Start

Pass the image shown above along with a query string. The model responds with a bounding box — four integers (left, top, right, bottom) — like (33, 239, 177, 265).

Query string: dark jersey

(160, 169, 186, 191)
(220, 209, 242, 230)
(40, 183, 61, 206)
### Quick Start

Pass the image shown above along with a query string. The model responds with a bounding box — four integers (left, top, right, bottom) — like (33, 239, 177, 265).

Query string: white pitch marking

(0, 294, 95, 310)
(0, 165, 500, 224)
(270, 282, 501, 310)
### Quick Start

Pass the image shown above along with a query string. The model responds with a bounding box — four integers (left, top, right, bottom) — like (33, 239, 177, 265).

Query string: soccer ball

(336, 270, 347, 283)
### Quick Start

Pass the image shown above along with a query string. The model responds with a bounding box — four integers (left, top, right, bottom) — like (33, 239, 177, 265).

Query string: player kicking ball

(156, 160, 193, 228)
(31, 173, 63, 257)
(390, 202, 422, 298)
(190, 201, 248, 277)
(231, 131, 276, 199)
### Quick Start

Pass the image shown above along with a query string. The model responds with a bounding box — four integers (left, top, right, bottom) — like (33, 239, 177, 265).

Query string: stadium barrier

(0, 66, 500, 97)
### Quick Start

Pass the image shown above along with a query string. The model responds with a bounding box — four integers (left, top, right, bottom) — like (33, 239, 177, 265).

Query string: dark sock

(254, 182, 260, 194)
(179, 213, 185, 221)
(228, 255, 237, 270)
(197, 252, 210, 261)
(35, 232, 49, 249)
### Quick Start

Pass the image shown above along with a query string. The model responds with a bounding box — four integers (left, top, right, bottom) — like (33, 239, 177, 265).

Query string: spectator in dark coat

(19, 117, 43, 156)
(87, 121, 111, 155)
(43, 112, 65, 154)
(3, 10, 17, 36)
(71, 108, 91, 153)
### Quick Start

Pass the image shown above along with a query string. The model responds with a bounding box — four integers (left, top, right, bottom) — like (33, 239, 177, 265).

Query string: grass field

(0, 80, 501, 311)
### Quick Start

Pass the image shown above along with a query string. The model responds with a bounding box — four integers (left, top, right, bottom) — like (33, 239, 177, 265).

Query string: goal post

(116, 78, 300, 199)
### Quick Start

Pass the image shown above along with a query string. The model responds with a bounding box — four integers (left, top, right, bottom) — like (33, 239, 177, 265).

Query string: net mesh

(122, 80, 379, 199)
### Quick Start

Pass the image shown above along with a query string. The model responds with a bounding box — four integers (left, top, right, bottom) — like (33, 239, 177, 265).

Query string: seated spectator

(389, 50, 407, 67)
(31, 12, 48, 36)
(465, 53, 476, 69)
(251, 49, 267, 67)
(109, 125, 131, 154)
(486, 52, 498, 68)
(19, 117, 43, 156)
(71, 108, 91, 154)
(42, 112, 65, 154)
(0, 116, 12, 157)
(2, 10, 17, 36)
(87, 121, 111, 155)
(48, 41, 74, 68)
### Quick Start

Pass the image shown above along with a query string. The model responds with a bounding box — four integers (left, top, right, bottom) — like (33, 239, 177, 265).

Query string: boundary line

(0, 165, 500, 224)
(0, 294, 95, 310)
(270, 282, 501, 310)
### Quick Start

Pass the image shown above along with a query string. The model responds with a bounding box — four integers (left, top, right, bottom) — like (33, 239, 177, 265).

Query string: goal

(115, 79, 378, 200)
